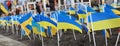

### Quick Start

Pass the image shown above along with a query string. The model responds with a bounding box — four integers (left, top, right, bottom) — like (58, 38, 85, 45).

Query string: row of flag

(0, 3, 120, 46)
(0, 3, 120, 37)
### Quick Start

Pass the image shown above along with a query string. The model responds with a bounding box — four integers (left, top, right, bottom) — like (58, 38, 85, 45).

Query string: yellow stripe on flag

(21, 17, 32, 35)
(0, 4, 8, 15)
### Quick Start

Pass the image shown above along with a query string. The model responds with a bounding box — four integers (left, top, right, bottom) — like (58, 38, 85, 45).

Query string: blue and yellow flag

(77, 9, 86, 19)
(58, 11, 83, 33)
(0, 4, 8, 15)
(32, 20, 46, 37)
(69, 7, 76, 15)
(33, 14, 57, 29)
(33, 14, 57, 36)
(88, 12, 120, 31)
(18, 12, 32, 35)
(104, 4, 120, 15)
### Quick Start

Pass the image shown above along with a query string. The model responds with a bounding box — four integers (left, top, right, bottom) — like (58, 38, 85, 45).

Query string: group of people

(35, 0, 58, 14)
(0, 0, 59, 16)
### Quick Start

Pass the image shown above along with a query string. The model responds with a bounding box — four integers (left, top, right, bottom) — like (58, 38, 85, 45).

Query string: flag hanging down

(102, 30, 110, 38)
(58, 11, 83, 33)
(88, 12, 120, 31)
(18, 12, 32, 36)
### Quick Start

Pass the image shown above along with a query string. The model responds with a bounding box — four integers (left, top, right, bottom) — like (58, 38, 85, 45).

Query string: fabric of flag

(47, 26, 51, 36)
(88, 12, 120, 31)
(82, 24, 89, 33)
(50, 11, 58, 23)
(77, 9, 86, 19)
(102, 30, 110, 38)
(12, 16, 19, 25)
(58, 11, 83, 33)
(69, 7, 76, 15)
(0, 18, 6, 26)
(0, 4, 8, 15)
(105, 4, 114, 9)
(104, 4, 120, 15)
(33, 14, 57, 36)
(87, 6, 96, 13)
(18, 12, 32, 35)
(50, 12, 58, 35)
(32, 20, 46, 37)
(40, 27, 46, 37)
(33, 14, 57, 29)
(4, 16, 12, 26)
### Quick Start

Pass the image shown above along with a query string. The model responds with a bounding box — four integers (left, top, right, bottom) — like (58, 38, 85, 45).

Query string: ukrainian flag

(88, 12, 120, 31)
(33, 14, 57, 36)
(0, 3, 8, 15)
(58, 11, 83, 33)
(4, 16, 12, 26)
(32, 20, 46, 37)
(104, 4, 120, 15)
(0, 18, 6, 26)
(33, 14, 57, 29)
(18, 12, 32, 35)
(69, 7, 76, 15)
(50, 11, 58, 35)
(12, 16, 19, 25)
(77, 9, 86, 19)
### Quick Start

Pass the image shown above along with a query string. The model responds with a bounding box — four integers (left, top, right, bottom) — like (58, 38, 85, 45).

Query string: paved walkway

(0, 35, 27, 46)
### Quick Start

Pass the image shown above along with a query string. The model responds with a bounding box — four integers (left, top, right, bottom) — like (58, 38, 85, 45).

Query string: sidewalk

(0, 34, 27, 46)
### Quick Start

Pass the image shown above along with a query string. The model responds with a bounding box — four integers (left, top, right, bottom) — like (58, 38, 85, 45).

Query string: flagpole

(39, 15, 44, 46)
(87, 6, 96, 46)
(57, 11, 60, 46)
(11, 17, 15, 34)
(109, 28, 112, 36)
(20, 28, 23, 40)
(80, 3, 92, 42)
(6, 22, 8, 32)
(86, 17, 91, 42)
(15, 23, 19, 35)
(89, 12, 96, 46)
(105, 29, 108, 46)
(58, 0, 61, 10)
(57, 30, 60, 46)
(41, 26, 44, 46)
(115, 29, 120, 46)
(73, 29, 76, 40)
